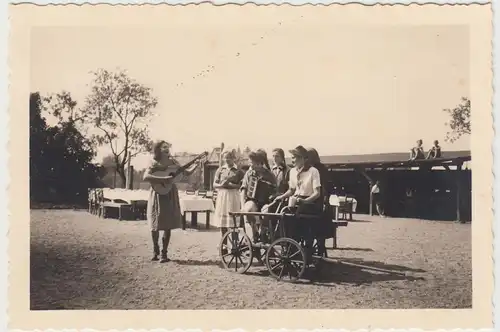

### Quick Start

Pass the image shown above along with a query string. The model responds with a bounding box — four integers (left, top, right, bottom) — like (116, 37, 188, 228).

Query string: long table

(99, 188, 215, 228)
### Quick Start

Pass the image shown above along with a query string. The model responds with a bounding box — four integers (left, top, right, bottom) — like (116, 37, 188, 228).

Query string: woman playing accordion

(240, 150, 277, 243)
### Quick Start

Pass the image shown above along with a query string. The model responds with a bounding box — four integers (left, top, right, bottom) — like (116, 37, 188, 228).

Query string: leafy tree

(444, 97, 471, 143)
(30, 92, 103, 206)
(43, 90, 86, 125)
(30, 92, 49, 202)
(82, 68, 158, 186)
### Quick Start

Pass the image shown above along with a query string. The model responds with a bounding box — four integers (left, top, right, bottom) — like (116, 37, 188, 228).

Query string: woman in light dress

(143, 140, 199, 263)
(213, 150, 244, 246)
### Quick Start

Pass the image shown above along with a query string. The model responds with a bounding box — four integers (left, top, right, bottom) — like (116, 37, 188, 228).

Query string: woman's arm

(301, 187, 321, 203)
(143, 166, 172, 183)
(426, 148, 433, 159)
(225, 182, 240, 189)
(239, 171, 250, 205)
(212, 168, 224, 189)
(276, 188, 295, 201)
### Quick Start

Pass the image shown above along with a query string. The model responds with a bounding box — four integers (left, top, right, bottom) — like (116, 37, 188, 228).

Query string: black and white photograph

(7, 2, 494, 331)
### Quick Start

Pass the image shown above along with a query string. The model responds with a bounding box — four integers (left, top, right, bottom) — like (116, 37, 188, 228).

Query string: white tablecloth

(329, 195, 358, 213)
(179, 197, 214, 212)
(101, 188, 214, 213)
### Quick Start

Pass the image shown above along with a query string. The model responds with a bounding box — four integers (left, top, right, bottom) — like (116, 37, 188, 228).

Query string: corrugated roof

(206, 150, 471, 168)
(305, 150, 471, 165)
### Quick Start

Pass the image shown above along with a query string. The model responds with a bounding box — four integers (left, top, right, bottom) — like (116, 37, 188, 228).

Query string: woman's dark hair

(248, 151, 261, 164)
(272, 148, 287, 168)
(256, 149, 271, 170)
(307, 148, 321, 166)
(307, 147, 329, 195)
(153, 140, 171, 161)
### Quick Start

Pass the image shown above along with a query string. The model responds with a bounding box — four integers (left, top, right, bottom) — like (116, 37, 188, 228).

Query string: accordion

(247, 174, 275, 205)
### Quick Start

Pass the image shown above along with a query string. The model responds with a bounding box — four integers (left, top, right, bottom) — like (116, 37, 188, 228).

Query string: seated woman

(240, 151, 277, 243)
(274, 145, 322, 215)
(409, 139, 425, 160)
(426, 140, 442, 159)
(273, 145, 322, 260)
(307, 147, 330, 256)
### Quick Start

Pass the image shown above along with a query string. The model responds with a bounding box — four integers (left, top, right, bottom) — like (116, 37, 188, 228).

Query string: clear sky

(30, 24, 470, 169)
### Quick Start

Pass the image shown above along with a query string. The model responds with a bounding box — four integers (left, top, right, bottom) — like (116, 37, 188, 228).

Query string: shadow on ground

(30, 243, 130, 310)
(347, 219, 373, 223)
(326, 247, 374, 252)
(245, 256, 425, 286)
(170, 259, 222, 267)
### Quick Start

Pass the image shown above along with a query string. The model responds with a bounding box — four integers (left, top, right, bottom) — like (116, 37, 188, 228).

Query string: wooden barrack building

(202, 148, 471, 222)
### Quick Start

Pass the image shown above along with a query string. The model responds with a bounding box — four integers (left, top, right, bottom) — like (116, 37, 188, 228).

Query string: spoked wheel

(265, 238, 306, 282)
(219, 229, 253, 274)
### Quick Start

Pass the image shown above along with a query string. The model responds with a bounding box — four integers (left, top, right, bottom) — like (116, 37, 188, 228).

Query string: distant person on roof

(409, 139, 425, 161)
(426, 140, 442, 159)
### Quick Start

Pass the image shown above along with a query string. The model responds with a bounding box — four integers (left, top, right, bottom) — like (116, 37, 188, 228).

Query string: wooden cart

(220, 203, 348, 282)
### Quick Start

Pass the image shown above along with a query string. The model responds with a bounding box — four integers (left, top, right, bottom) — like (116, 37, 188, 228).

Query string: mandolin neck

(172, 153, 205, 177)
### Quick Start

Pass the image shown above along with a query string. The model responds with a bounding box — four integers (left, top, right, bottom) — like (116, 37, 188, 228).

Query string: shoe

(160, 255, 170, 263)
(151, 255, 159, 261)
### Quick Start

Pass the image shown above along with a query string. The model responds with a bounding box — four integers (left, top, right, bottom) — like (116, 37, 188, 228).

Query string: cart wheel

(265, 238, 306, 282)
(219, 229, 253, 274)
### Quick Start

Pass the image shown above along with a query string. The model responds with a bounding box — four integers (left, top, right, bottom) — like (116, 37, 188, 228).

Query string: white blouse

(288, 166, 321, 197)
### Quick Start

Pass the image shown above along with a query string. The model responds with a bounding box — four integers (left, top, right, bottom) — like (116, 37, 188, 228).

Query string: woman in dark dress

(143, 140, 199, 263)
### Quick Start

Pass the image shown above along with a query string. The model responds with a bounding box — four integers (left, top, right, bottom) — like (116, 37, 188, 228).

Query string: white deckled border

(6, 0, 495, 5)
(3, 2, 497, 332)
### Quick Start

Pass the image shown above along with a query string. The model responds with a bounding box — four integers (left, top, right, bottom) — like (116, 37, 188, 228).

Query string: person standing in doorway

(143, 140, 199, 263)
(371, 180, 385, 217)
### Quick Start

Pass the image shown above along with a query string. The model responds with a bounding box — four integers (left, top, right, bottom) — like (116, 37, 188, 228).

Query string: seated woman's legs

(241, 200, 260, 241)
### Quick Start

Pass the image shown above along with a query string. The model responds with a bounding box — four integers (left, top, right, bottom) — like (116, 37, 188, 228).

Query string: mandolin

(151, 151, 208, 195)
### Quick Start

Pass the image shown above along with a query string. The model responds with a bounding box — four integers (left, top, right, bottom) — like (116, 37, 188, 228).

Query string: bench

(99, 202, 134, 221)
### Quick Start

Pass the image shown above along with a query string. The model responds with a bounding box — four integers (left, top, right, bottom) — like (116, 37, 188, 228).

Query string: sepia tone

(8, 3, 494, 331)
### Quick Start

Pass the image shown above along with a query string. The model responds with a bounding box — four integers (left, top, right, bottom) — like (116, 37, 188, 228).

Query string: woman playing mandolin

(143, 140, 200, 263)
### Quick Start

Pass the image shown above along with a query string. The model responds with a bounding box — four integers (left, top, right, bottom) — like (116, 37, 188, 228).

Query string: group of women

(142, 139, 329, 263)
(213, 144, 330, 260)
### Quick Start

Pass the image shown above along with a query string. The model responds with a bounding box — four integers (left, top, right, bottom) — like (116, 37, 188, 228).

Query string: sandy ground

(30, 209, 471, 309)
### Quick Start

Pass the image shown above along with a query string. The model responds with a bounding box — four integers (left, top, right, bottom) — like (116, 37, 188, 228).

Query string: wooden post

(369, 189, 373, 216)
(127, 165, 134, 190)
(456, 163, 463, 222)
(191, 211, 198, 229)
(205, 211, 210, 229)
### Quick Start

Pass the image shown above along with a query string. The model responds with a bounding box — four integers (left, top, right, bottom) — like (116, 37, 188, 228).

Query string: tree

(444, 97, 471, 143)
(42, 91, 95, 154)
(43, 90, 85, 125)
(30, 92, 103, 206)
(82, 68, 158, 186)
